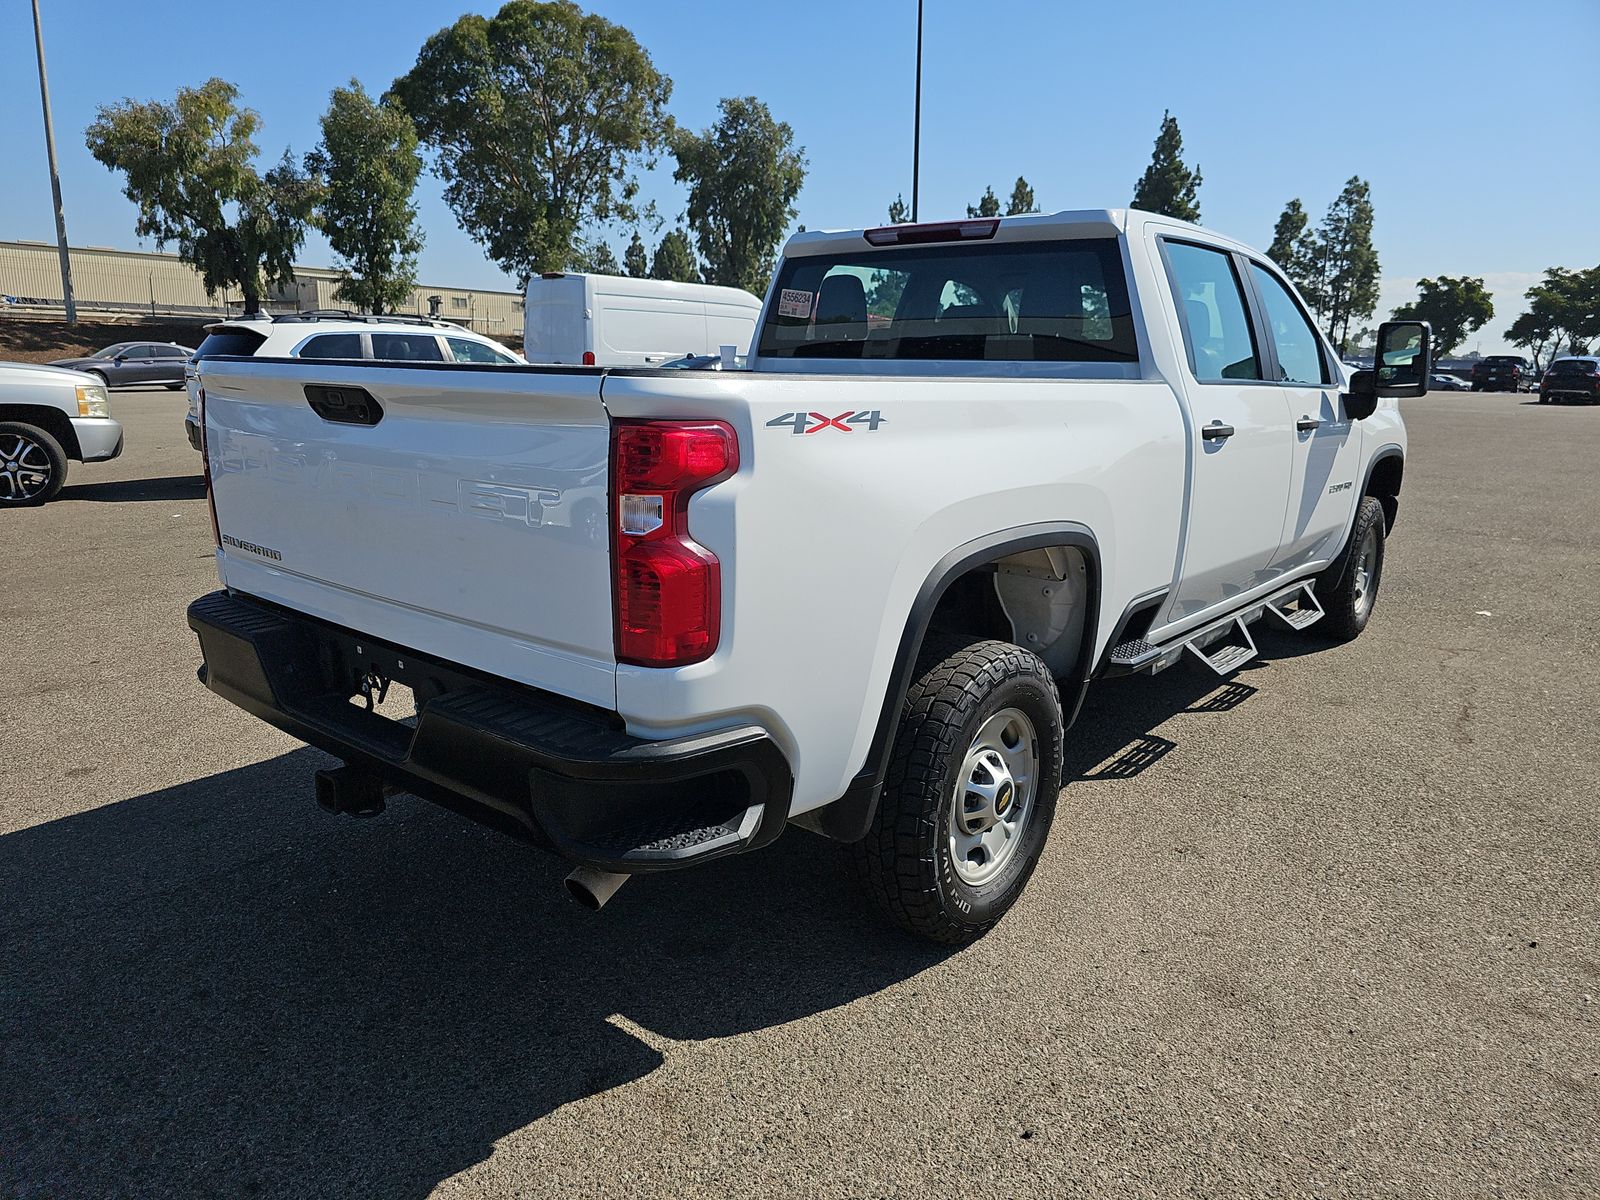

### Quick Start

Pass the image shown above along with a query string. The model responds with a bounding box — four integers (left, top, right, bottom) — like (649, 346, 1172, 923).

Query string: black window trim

(1156, 236, 1271, 388)
(1237, 254, 1332, 387)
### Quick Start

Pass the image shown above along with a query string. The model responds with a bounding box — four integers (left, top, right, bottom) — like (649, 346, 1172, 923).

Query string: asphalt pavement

(2, 385, 1596, 1199)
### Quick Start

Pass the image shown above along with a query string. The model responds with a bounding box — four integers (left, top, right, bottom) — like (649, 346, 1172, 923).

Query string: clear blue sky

(4, 0, 1596, 353)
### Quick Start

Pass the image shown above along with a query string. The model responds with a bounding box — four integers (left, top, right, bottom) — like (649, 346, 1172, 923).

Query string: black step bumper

(186, 590, 791, 872)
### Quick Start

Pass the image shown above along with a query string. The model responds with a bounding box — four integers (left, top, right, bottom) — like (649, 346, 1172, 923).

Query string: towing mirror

(1343, 320, 1431, 418)
(1374, 320, 1431, 398)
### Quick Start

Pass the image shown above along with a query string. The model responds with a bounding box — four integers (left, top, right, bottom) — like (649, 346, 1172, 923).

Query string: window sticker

(777, 288, 814, 319)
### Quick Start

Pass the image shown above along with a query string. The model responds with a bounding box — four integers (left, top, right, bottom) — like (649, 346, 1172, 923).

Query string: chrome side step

(1108, 578, 1326, 679)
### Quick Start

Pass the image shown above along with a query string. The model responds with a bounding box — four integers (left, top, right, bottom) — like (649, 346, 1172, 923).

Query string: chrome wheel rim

(0, 433, 52, 501)
(948, 707, 1038, 887)
(1351, 527, 1379, 619)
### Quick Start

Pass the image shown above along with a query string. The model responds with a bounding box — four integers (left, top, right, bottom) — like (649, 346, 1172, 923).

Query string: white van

(523, 273, 763, 366)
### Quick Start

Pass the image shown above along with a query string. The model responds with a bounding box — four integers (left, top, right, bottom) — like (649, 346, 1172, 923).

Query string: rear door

(597, 292, 708, 365)
(202, 359, 616, 706)
(1244, 259, 1363, 571)
(1159, 238, 1296, 622)
(127, 344, 164, 384)
(704, 300, 759, 357)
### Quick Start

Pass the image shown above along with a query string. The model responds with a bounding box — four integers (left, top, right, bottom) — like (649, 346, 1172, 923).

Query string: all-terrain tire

(850, 636, 1064, 944)
(1316, 495, 1387, 642)
(0, 421, 68, 506)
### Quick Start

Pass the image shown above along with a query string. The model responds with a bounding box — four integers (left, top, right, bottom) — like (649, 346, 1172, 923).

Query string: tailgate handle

(304, 383, 383, 427)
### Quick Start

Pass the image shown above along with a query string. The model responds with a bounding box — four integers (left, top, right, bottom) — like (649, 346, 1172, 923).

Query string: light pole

(911, 0, 923, 222)
(32, 0, 77, 324)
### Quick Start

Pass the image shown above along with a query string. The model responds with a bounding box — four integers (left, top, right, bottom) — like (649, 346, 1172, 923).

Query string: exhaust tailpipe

(564, 866, 632, 911)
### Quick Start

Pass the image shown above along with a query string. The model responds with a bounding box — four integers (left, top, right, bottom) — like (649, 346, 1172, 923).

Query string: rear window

(1549, 359, 1596, 374)
(757, 238, 1136, 363)
(194, 329, 267, 359)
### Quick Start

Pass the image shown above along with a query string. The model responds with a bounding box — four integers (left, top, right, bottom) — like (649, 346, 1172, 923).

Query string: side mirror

(1374, 319, 1431, 397)
(1343, 369, 1379, 420)
(1343, 320, 1431, 418)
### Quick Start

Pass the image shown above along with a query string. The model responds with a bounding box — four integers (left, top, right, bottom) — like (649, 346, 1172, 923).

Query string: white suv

(183, 312, 523, 450)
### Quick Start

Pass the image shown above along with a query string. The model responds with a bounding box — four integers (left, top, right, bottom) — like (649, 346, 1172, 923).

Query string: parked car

(182, 312, 524, 451)
(0, 362, 122, 505)
(1470, 355, 1534, 392)
(187, 208, 1424, 943)
(1538, 356, 1600, 404)
(48, 341, 195, 390)
(523, 273, 762, 366)
(1430, 372, 1468, 391)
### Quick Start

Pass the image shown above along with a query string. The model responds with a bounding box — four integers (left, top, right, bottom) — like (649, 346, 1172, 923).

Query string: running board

(1263, 580, 1324, 631)
(1185, 616, 1257, 676)
(1105, 578, 1325, 678)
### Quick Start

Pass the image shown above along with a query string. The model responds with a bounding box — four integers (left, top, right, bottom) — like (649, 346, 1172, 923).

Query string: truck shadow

(0, 749, 948, 1198)
(60, 473, 206, 503)
(1068, 668, 1259, 782)
(2, 663, 1272, 1196)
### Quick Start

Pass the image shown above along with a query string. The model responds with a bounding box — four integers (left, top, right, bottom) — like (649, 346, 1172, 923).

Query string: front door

(1244, 261, 1365, 570)
(1160, 239, 1295, 623)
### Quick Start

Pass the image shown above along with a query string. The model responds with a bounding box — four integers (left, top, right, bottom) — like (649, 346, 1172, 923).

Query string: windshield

(757, 237, 1136, 363)
(89, 343, 135, 359)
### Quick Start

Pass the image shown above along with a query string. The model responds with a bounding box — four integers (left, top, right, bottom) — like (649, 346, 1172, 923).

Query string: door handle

(1296, 416, 1322, 432)
(1200, 422, 1235, 441)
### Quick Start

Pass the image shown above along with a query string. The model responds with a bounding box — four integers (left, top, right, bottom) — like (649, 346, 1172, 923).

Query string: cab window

(1164, 242, 1262, 382)
(1250, 263, 1327, 385)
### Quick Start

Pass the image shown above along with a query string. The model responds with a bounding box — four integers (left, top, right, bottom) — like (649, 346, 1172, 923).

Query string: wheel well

(1366, 454, 1403, 532)
(926, 544, 1093, 681)
(0, 404, 81, 460)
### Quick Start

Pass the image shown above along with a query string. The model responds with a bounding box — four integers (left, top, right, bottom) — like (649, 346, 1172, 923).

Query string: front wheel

(0, 422, 68, 506)
(850, 637, 1064, 944)
(1316, 495, 1387, 642)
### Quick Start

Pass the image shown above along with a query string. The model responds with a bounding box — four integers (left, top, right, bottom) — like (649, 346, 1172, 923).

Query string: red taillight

(198, 386, 220, 548)
(611, 420, 737, 667)
(582, 350, 596, 366)
(863, 219, 1000, 246)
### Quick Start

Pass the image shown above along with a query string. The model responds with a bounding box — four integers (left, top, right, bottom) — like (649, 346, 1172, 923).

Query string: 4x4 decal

(766, 410, 887, 435)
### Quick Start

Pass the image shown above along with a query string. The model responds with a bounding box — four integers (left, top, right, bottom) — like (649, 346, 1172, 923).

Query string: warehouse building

(0, 239, 523, 339)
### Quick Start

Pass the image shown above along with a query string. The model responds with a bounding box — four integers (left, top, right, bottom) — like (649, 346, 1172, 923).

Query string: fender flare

(1362, 445, 1405, 524)
(799, 521, 1101, 843)
(1323, 446, 1404, 590)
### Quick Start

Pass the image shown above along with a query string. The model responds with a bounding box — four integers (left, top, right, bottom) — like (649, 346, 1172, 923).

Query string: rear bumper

(186, 590, 792, 872)
(184, 414, 203, 451)
(70, 417, 123, 462)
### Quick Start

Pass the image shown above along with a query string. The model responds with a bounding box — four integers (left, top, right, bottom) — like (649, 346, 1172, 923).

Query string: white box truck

(523, 273, 763, 366)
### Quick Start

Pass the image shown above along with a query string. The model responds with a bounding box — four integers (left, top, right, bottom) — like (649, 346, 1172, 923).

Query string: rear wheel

(850, 637, 1064, 944)
(1317, 496, 1386, 642)
(0, 422, 68, 506)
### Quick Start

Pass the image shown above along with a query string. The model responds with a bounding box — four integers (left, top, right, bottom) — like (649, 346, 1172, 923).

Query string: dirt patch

(0, 317, 211, 364)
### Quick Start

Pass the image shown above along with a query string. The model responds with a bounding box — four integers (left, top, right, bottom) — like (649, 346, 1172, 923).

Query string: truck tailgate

(201, 359, 616, 707)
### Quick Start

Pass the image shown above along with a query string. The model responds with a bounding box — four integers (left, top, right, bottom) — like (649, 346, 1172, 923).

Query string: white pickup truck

(187, 209, 1428, 943)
